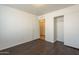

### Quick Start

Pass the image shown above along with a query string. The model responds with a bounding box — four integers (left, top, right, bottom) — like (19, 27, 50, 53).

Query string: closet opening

(54, 15, 64, 43)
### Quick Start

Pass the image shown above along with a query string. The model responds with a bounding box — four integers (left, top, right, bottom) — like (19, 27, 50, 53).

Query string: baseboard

(0, 38, 39, 51)
(45, 40, 55, 43)
(64, 44, 79, 50)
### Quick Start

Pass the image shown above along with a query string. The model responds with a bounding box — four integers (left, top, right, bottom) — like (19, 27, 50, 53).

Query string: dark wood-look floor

(0, 39, 79, 55)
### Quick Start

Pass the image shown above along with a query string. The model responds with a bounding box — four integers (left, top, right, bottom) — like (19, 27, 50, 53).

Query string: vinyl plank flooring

(0, 39, 79, 55)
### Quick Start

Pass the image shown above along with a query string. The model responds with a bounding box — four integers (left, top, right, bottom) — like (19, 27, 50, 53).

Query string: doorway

(54, 16, 64, 42)
(39, 18, 45, 40)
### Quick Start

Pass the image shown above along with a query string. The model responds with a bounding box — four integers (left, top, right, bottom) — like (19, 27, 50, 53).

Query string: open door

(39, 18, 45, 40)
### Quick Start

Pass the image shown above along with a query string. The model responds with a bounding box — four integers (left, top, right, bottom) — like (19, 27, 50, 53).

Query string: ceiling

(5, 4, 74, 16)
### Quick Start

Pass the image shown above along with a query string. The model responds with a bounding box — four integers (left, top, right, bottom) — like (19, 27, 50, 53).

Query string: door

(39, 19, 45, 40)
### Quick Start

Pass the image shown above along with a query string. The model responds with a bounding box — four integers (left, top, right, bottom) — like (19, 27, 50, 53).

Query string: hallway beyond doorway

(39, 17, 45, 40)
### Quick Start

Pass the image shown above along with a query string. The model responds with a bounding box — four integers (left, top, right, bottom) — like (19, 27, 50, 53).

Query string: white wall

(39, 5, 79, 48)
(32, 17, 40, 39)
(64, 12, 79, 48)
(0, 5, 39, 50)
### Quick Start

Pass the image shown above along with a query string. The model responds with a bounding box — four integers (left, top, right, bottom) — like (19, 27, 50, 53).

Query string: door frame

(54, 15, 64, 42)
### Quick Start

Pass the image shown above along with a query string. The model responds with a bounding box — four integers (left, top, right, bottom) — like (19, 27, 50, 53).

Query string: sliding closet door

(64, 12, 79, 49)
